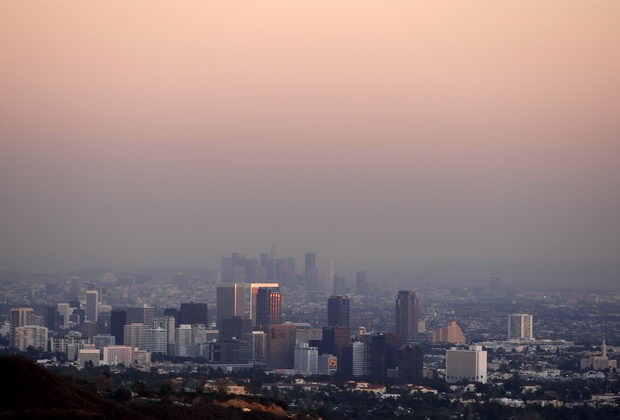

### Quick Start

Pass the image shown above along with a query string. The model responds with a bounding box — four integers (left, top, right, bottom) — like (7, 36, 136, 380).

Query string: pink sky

(1, 1, 619, 272)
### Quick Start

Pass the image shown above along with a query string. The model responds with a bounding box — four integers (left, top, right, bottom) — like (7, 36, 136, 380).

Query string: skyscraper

(395, 290, 419, 342)
(327, 296, 350, 327)
(266, 324, 296, 369)
(179, 302, 208, 326)
(352, 341, 367, 377)
(508, 314, 534, 340)
(249, 282, 279, 324)
(320, 326, 352, 374)
(398, 343, 424, 382)
(221, 316, 252, 340)
(126, 305, 155, 328)
(304, 252, 318, 289)
(255, 287, 281, 330)
(110, 309, 127, 345)
(124, 323, 146, 350)
(45, 306, 58, 331)
(355, 271, 369, 295)
(9, 308, 35, 346)
(86, 290, 98, 323)
(145, 327, 168, 354)
(216, 284, 245, 329)
(294, 343, 319, 374)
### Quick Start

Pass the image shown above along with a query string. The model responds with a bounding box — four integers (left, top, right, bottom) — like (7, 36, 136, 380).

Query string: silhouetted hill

(0, 356, 146, 419)
(0, 356, 289, 420)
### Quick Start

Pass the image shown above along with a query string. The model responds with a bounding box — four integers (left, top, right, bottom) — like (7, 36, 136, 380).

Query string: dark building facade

(45, 306, 58, 331)
(398, 343, 424, 382)
(221, 316, 252, 340)
(179, 302, 208, 326)
(320, 326, 352, 374)
(267, 324, 296, 369)
(255, 287, 281, 330)
(126, 305, 155, 328)
(327, 295, 350, 327)
(395, 290, 419, 342)
(110, 309, 127, 345)
(369, 333, 400, 377)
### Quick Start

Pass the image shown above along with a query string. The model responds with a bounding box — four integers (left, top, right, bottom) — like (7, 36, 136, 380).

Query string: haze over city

(1, 1, 619, 282)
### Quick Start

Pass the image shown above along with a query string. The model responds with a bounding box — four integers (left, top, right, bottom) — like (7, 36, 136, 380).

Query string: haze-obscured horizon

(1, 1, 619, 284)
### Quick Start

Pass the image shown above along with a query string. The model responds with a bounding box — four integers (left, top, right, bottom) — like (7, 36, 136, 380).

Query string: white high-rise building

(352, 341, 367, 377)
(124, 323, 146, 350)
(294, 344, 318, 374)
(86, 290, 98, 323)
(57, 303, 72, 328)
(175, 324, 193, 356)
(145, 327, 168, 354)
(103, 345, 134, 366)
(508, 314, 533, 340)
(14, 326, 48, 351)
(446, 345, 487, 384)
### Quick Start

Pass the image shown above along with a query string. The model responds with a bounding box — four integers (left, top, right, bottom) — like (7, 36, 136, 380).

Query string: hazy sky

(1, 1, 619, 273)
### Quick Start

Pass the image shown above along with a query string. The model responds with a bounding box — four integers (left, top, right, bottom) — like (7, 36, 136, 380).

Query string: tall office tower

(320, 326, 352, 374)
(304, 252, 318, 289)
(179, 302, 208, 326)
(249, 283, 279, 323)
(14, 326, 48, 351)
(327, 296, 350, 327)
(9, 308, 35, 346)
(395, 290, 419, 342)
(85, 290, 98, 323)
(145, 327, 168, 354)
(276, 257, 296, 287)
(70, 277, 81, 299)
(221, 316, 252, 340)
(322, 260, 334, 294)
(57, 303, 71, 328)
(163, 308, 179, 327)
(244, 330, 266, 363)
(123, 323, 146, 350)
(81, 320, 97, 339)
(398, 343, 424, 382)
(267, 324, 296, 369)
(369, 333, 400, 377)
(256, 287, 281, 330)
(155, 315, 176, 344)
(333, 276, 347, 296)
(352, 341, 368, 377)
(430, 320, 466, 344)
(446, 345, 487, 383)
(126, 305, 155, 328)
(245, 258, 260, 283)
(216, 284, 245, 329)
(355, 271, 369, 296)
(110, 310, 127, 345)
(221, 255, 233, 282)
(45, 306, 58, 331)
(175, 324, 194, 357)
(294, 343, 319, 374)
(508, 314, 534, 340)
